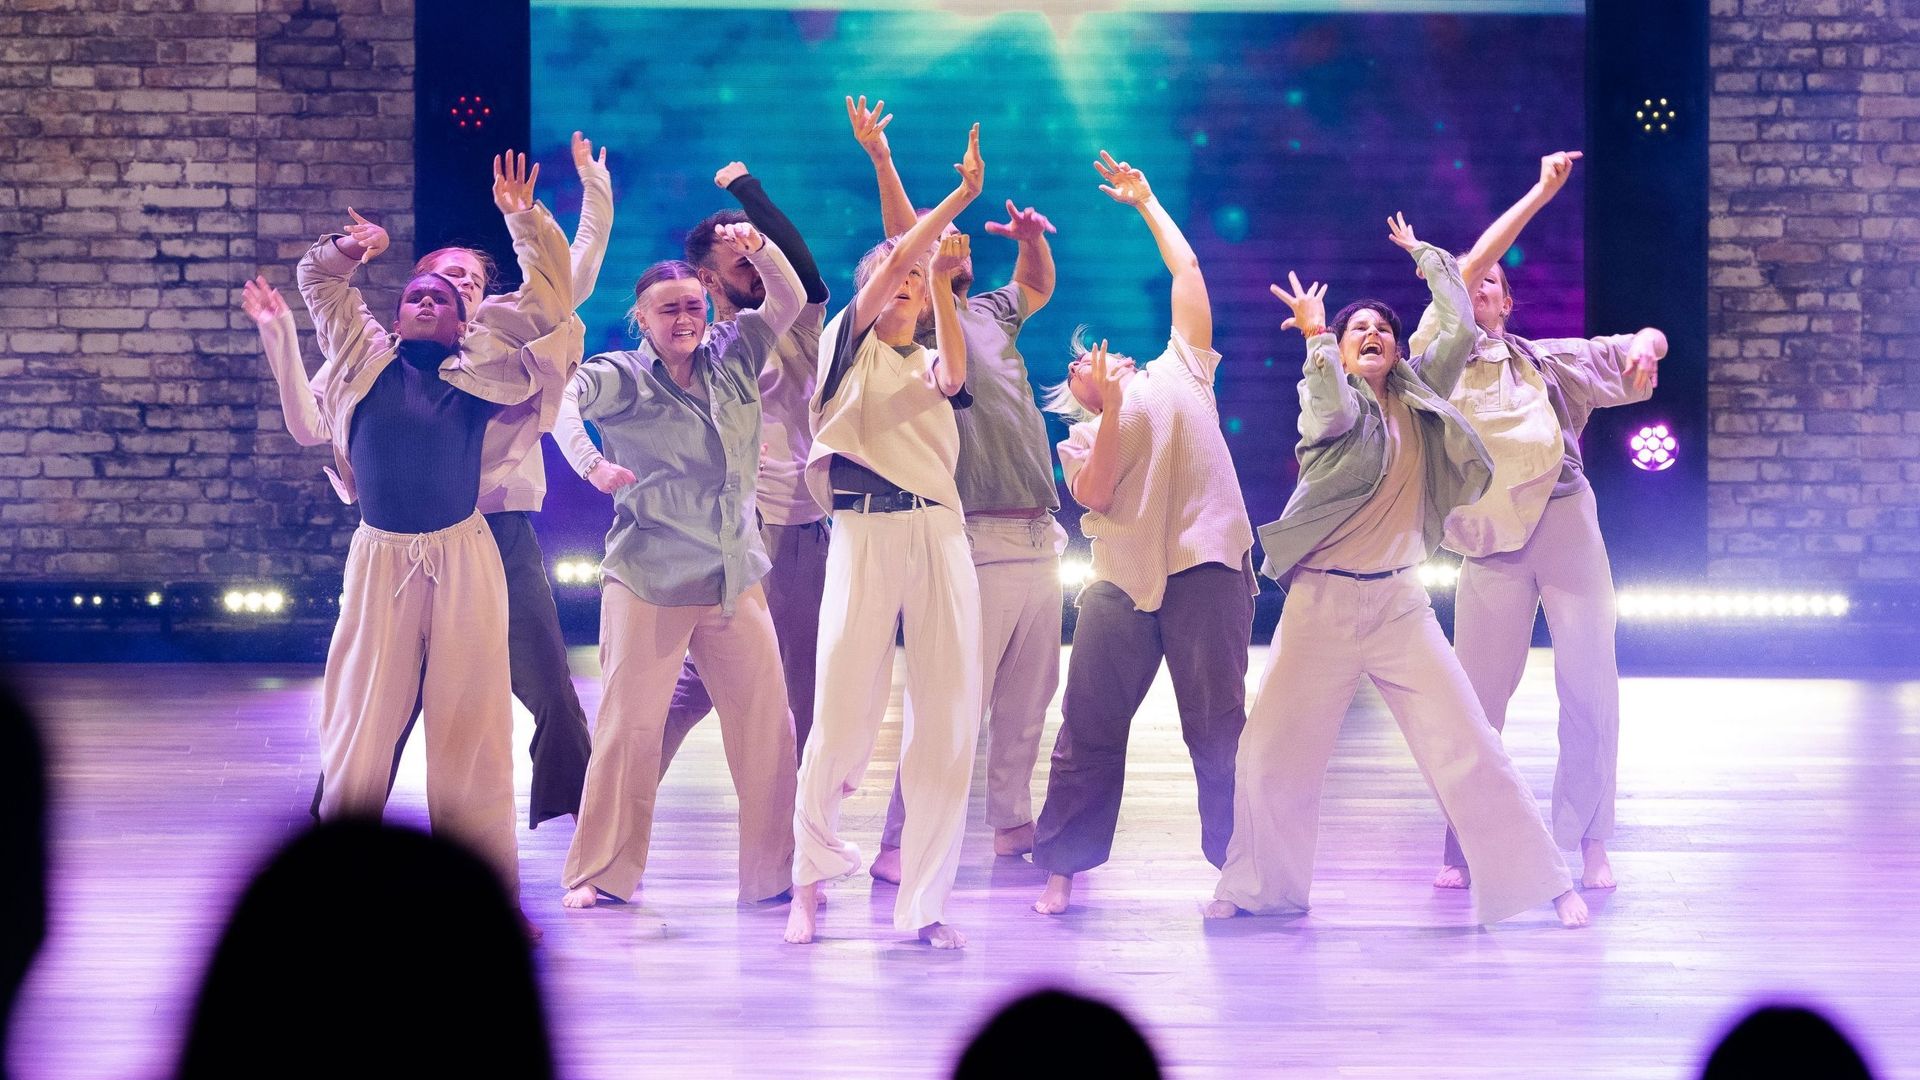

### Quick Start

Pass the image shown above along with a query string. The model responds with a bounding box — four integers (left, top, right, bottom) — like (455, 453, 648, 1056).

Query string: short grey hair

(1039, 324, 1098, 422)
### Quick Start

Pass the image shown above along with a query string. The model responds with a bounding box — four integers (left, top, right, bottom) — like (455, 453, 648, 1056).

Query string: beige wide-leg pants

(880, 514, 1065, 846)
(1214, 569, 1571, 925)
(794, 504, 983, 931)
(1445, 485, 1619, 865)
(316, 511, 519, 893)
(563, 580, 796, 903)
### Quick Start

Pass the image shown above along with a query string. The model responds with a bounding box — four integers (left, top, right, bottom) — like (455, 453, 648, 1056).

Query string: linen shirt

(1298, 390, 1429, 574)
(280, 203, 572, 508)
(553, 241, 803, 613)
(806, 308, 966, 516)
(1056, 330, 1255, 613)
(915, 284, 1059, 514)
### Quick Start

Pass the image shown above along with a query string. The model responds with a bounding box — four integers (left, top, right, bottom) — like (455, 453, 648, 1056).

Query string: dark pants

(659, 518, 830, 774)
(1031, 563, 1253, 876)
(308, 510, 593, 828)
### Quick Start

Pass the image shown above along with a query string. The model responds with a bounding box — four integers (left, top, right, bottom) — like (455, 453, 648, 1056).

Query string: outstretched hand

(1539, 150, 1583, 196)
(1094, 150, 1151, 206)
(931, 232, 970, 280)
(1625, 334, 1661, 395)
(714, 221, 765, 256)
(846, 95, 894, 162)
(1270, 271, 1328, 337)
(571, 130, 606, 171)
(714, 160, 749, 189)
(240, 275, 289, 324)
(341, 208, 389, 264)
(983, 199, 1056, 243)
(1088, 339, 1125, 414)
(1386, 211, 1420, 253)
(492, 150, 541, 214)
(953, 122, 984, 197)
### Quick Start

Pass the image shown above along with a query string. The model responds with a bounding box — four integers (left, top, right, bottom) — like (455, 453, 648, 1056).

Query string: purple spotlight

(1629, 424, 1677, 472)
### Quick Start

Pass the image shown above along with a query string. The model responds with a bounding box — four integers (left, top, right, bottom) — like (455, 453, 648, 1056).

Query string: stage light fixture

(553, 558, 603, 587)
(1630, 424, 1677, 471)
(147, 591, 163, 607)
(1058, 558, 1093, 588)
(1615, 589, 1851, 621)
(1637, 97, 1677, 134)
(1417, 561, 1461, 590)
(450, 93, 491, 132)
(223, 588, 288, 616)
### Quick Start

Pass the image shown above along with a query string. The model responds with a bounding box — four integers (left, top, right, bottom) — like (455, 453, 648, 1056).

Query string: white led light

(1611, 587, 1850, 621)
(555, 561, 576, 584)
(224, 591, 244, 613)
(1059, 559, 1093, 587)
(147, 591, 163, 607)
(1417, 562, 1460, 590)
(264, 590, 285, 613)
(244, 591, 264, 613)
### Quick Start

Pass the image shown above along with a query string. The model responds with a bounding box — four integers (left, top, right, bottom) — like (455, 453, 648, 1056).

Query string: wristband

(580, 452, 605, 479)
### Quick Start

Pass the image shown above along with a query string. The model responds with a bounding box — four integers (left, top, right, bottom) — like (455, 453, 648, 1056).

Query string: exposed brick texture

(0, 0, 412, 582)
(1708, 0, 1920, 583)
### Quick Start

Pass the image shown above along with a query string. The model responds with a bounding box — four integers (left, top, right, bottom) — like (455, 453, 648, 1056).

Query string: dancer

(553, 223, 805, 908)
(1205, 214, 1587, 928)
(300, 132, 610, 828)
(1030, 152, 1256, 916)
(785, 122, 985, 949)
(1415, 150, 1663, 892)
(256, 152, 570, 908)
(658, 159, 832, 772)
(845, 97, 1066, 882)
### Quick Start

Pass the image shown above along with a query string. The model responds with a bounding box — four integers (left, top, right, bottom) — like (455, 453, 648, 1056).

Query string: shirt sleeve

(1056, 421, 1095, 492)
(813, 306, 865, 411)
(569, 157, 614, 308)
(1527, 333, 1652, 425)
(1168, 328, 1224, 384)
(969, 283, 1030, 334)
(257, 307, 331, 447)
(726, 174, 829, 305)
(554, 355, 622, 476)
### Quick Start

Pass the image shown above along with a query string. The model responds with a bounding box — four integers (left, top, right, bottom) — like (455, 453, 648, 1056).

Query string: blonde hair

(1039, 325, 1098, 422)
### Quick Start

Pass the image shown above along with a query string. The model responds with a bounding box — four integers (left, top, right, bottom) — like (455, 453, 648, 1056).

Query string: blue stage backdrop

(527, 4, 1585, 565)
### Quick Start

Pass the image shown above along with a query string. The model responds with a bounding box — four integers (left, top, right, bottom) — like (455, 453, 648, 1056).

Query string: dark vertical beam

(1584, 0, 1710, 580)
(414, 0, 531, 276)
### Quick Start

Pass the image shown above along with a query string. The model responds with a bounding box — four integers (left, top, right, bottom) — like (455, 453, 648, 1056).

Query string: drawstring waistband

(393, 532, 443, 597)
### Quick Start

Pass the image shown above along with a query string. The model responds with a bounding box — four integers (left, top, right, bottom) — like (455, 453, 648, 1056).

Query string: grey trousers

(1031, 563, 1252, 877)
(881, 515, 1065, 847)
(660, 519, 830, 773)
(1444, 485, 1619, 865)
(306, 510, 593, 829)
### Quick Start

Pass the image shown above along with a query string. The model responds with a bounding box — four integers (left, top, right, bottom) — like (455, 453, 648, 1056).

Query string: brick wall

(1707, 0, 1920, 583)
(0, 0, 411, 583)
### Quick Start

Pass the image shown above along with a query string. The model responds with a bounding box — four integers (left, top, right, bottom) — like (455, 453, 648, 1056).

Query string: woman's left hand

(1386, 211, 1420, 253)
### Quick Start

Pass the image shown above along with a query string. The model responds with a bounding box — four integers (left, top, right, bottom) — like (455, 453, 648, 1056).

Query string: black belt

(1317, 566, 1404, 581)
(832, 491, 935, 514)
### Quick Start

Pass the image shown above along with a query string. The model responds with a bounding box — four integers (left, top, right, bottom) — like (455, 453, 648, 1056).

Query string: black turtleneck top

(347, 339, 499, 533)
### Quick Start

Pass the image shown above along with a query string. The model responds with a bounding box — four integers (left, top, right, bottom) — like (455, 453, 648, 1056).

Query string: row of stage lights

(544, 557, 1849, 623)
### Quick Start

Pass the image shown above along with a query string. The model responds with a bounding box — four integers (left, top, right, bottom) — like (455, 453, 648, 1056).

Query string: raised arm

(569, 131, 614, 308)
(1390, 213, 1475, 398)
(242, 276, 329, 447)
(846, 123, 983, 338)
(717, 161, 829, 305)
(926, 233, 970, 397)
(1458, 150, 1581, 288)
(716, 222, 806, 372)
(984, 199, 1057, 313)
(1530, 328, 1665, 414)
(847, 95, 917, 239)
(1270, 272, 1356, 448)
(1066, 340, 1128, 514)
(468, 151, 572, 350)
(294, 208, 392, 366)
(1095, 151, 1209, 350)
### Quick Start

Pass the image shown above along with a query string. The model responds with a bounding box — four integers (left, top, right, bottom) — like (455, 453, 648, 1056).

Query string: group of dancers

(242, 97, 1665, 947)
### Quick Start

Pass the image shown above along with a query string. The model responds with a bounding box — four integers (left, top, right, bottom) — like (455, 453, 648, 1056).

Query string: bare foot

(519, 909, 544, 942)
(918, 922, 966, 949)
(869, 845, 902, 885)
(561, 884, 601, 909)
(1033, 872, 1073, 915)
(1201, 899, 1242, 920)
(1433, 865, 1470, 889)
(993, 821, 1035, 857)
(784, 882, 820, 944)
(1581, 838, 1616, 889)
(1553, 889, 1589, 928)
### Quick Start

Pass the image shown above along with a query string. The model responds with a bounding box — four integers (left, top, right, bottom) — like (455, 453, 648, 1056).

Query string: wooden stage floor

(8, 649, 1920, 1078)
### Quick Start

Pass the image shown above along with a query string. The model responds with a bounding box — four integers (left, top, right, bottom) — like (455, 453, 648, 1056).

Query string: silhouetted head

(175, 820, 552, 1079)
(954, 988, 1160, 1079)
(1701, 1004, 1875, 1080)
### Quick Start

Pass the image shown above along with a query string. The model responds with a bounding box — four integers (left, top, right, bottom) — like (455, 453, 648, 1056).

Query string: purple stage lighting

(1630, 424, 1677, 472)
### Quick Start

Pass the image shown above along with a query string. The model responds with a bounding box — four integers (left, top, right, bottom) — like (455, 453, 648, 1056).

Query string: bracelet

(1299, 325, 1327, 338)
(580, 453, 604, 479)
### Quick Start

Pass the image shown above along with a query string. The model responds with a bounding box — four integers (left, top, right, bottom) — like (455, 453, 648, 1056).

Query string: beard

(915, 269, 973, 331)
(722, 279, 762, 312)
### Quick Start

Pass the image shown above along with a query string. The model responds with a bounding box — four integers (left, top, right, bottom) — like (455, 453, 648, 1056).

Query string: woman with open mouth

(1207, 214, 1589, 929)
